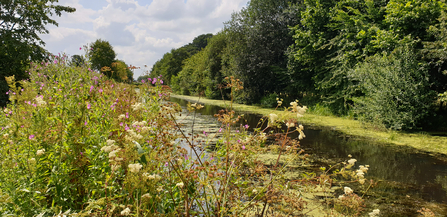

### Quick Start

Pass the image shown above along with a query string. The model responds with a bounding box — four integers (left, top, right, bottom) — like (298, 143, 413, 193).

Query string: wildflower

(141, 193, 152, 200)
(29, 135, 35, 140)
(2, 133, 8, 139)
(109, 148, 121, 158)
(89, 86, 94, 92)
(244, 124, 249, 129)
(286, 122, 295, 128)
(87, 102, 91, 109)
(128, 163, 143, 173)
(298, 131, 306, 140)
(118, 114, 126, 120)
(359, 165, 369, 173)
(35, 96, 47, 106)
(344, 187, 353, 194)
(143, 173, 161, 181)
(98, 88, 103, 93)
(106, 139, 115, 146)
(338, 195, 345, 199)
(252, 189, 258, 194)
(121, 207, 131, 216)
(368, 209, 380, 217)
(268, 113, 278, 126)
(101, 144, 119, 153)
(36, 149, 45, 156)
(176, 182, 184, 188)
(242, 145, 246, 150)
(29, 158, 36, 164)
(348, 154, 352, 158)
(348, 159, 357, 165)
(218, 128, 223, 133)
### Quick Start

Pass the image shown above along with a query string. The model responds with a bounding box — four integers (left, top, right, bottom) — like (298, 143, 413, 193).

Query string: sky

(39, 0, 249, 79)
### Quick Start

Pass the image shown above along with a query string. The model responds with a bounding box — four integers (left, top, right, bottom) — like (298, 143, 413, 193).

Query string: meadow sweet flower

(368, 209, 380, 217)
(106, 139, 115, 146)
(348, 159, 357, 165)
(128, 163, 143, 173)
(176, 182, 184, 188)
(118, 114, 126, 120)
(344, 186, 353, 194)
(29, 158, 36, 164)
(101, 144, 119, 153)
(121, 207, 131, 216)
(141, 193, 152, 199)
(268, 113, 278, 126)
(36, 149, 45, 156)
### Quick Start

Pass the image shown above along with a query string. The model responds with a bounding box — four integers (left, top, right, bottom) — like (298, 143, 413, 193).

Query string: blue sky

(39, 0, 248, 78)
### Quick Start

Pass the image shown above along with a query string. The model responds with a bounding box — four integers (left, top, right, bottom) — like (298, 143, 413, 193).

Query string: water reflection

(169, 97, 447, 204)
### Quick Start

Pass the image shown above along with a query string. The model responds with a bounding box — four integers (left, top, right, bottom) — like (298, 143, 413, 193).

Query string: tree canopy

(89, 39, 117, 72)
(0, 0, 75, 106)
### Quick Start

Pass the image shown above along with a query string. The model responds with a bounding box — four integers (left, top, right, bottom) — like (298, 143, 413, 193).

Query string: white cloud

(39, 0, 249, 78)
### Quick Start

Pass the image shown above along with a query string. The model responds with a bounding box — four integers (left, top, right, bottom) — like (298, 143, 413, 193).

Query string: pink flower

(160, 80, 163, 84)
(152, 78, 157, 84)
(99, 88, 103, 93)
(244, 124, 249, 129)
(242, 145, 246, 150)
(79, 47, 82, 50)
(126, 112, 129, 119)
(218, 128, 222, 133)
(87, 103, 91, 109)
(85, 121, 88, 126)
(90, 86, 94, 93)
(29, 135, 35, 140)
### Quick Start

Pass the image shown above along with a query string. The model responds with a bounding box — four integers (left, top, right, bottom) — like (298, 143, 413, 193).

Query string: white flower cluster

(121, 207, 131, 215)
(339, 186, 354, 200)
(290, 101, 307, 118)
(124, 129, 143, 142)
(35, 96, 47, 107)
(141, 193, 152, 200)
(176, 182, 184, 188)
(268, 113, 278, 126)
(101, 140, 123, 165)
(118, 114, 126, 120)
(128, 163, 143, 173)
(36, 149, 45, 156)
(356, 165, 369, 184)
(29, 158, 36, 164)
(131, 102, 142, 111)
(297, 124, 305, 140)
(368, 209, 380, 217)
(143, 173, 161, 181)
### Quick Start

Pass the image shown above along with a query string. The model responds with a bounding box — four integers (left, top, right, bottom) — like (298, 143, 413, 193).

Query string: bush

(350, 48, 436, 130)
(260, 93, 279, 108)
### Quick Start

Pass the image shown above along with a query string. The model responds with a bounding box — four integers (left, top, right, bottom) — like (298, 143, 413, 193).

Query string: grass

(171, 94, 447, 157)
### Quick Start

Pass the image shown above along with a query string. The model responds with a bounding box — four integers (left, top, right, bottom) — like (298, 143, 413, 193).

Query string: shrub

(350, 48, 436, 130)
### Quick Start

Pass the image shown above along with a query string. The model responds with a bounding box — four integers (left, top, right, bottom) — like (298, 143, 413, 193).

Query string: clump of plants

(1, 51, 380, 216)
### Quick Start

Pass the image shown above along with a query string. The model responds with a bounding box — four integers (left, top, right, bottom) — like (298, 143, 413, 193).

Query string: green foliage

(150, 34, 213, 85)
(89, 39, 117, 71)
(288, 0, 445, 114)
(0, 0, 75, 107)
(70, 54, 86, 67)
(350, 48, 436, 130)
(260, 93, 279, 108)
(171, 32, 228, 98)
(222, 0, 302, 103)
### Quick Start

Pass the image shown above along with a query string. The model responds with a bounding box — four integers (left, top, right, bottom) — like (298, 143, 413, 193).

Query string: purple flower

(87, 103, 91, 109)
(79, 47, 82, 50)
(203, 131, 208, 136)
(85, 121, 88, 126)
(141, 80, 145, 83)
(237, 139, 241, 143)
(152, 78, 157, 84)
(29, 135, 35, 140)
(126, 112, 129, 119)
(120, 122, 123, 126)
(244, 124, 249, 129)
(89, 86, 94, 93)
(218, 128, 223, 133)
(242, 145, 246, 150)
(165, 162, 168, 167)
(98, 88, 103, 93)
(125, 125, 130, 131)
(160, 80, 164, 84)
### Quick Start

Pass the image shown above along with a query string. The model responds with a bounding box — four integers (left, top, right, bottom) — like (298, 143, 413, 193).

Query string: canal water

(169, 97, 447, 216)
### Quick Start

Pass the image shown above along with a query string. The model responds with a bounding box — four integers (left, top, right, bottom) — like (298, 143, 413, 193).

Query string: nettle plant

(0, 54, 374, 216)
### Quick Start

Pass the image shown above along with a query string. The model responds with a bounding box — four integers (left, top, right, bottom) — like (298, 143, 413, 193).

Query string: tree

(71, 54, 85, 67)
(89, 39, 116, 71)
(0, 0, 75, 106)
(223, 0, 302, 103)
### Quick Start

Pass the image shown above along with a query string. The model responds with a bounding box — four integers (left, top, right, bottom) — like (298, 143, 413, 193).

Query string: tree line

(144, 0, 447, 130)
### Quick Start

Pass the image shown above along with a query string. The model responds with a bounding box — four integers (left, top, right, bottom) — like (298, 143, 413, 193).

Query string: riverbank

(171, 94, 447, 157)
